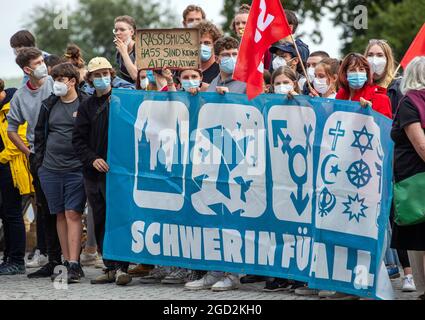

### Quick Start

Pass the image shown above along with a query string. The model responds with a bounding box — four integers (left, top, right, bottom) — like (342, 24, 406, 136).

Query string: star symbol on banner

(330, 165, 341, 177)
(351, 126, 374, 155)
(342, 194, 368, 223)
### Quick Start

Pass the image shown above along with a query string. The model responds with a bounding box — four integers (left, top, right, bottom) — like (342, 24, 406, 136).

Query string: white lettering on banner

(204, 228, 222, 261)
(282, 234, 295, 268)
(179, 226, 202, 260)
(258, 232, 276, 266)
(255, 0, 275, 43)
(129, 221, 375, 288)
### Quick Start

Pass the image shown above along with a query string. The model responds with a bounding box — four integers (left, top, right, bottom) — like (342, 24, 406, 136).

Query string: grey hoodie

(7, 76, 54, 152)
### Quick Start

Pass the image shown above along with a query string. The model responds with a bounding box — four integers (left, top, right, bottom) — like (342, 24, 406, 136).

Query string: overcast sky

(0, 0, 342, 79)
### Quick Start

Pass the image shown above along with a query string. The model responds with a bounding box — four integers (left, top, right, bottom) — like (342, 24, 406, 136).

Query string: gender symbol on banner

(273, 121, 313, 216)
(346, 159, 372, 189)
(329, 121, 346, 151)
(351, 126, 374, 155)
(318, 187, 337, 217)
(343, 193, 368, 223)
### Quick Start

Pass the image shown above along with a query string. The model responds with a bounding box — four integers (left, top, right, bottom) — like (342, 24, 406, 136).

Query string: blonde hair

(400, 56, 425, 95)
(364, 40, 396, 88)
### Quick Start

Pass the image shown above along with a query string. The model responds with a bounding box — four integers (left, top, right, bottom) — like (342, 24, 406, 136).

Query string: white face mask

(367, 56, 387, 76)
(124, 36, 133, 46)
(307, 67, 316, 82)
(274, 84, 293, 95)
(139, 77, 149, 90)
(30, 63, 48, 80)
(53, 81, 69, 97)
(313, 77, 330, 95)
(273, 56, 287, 70)
(186, 22, 196, 28)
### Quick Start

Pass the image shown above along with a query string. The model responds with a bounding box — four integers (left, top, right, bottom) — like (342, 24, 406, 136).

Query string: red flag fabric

(401, 23, 425, 69)
(233, 0, 292, 99)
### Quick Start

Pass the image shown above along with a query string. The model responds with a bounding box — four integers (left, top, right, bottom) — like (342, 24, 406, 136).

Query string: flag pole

(289, 33, 314, 93)
(392, 64, 401, 80)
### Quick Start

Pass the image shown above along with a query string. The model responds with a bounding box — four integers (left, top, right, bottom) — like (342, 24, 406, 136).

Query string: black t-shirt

(116, 46, 136, 84)
(202, 62, 220, 84)
(391, 97, 425, 183)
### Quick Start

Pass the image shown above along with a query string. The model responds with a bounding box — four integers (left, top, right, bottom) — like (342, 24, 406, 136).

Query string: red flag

(233, 0, 292, 99)
(401, 23, 425, 69)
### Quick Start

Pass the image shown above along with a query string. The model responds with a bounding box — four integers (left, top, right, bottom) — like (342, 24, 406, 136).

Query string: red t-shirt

(336, 84, 392, 119)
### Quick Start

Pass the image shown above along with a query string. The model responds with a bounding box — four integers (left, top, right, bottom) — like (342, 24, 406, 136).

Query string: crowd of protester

(0, 4, 424, 300)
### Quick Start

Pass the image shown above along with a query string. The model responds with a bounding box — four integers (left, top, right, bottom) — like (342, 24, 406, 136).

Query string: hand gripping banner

(104, 90, 394, 299)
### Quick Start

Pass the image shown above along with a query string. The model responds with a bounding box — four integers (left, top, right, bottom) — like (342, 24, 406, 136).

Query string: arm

(162, 67, 176, 92)
(72, 102, 100, 168)
(405, 123, 425, 162)
(33, 106, 48, 170)
(7, 97, 31, 156)
(115, 39, 138, 81)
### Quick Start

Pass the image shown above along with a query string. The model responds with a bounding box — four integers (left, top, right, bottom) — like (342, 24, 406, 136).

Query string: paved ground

(0, 265, 420, 300)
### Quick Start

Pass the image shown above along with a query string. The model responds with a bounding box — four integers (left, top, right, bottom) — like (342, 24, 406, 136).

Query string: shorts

(38, 166, 86, 215)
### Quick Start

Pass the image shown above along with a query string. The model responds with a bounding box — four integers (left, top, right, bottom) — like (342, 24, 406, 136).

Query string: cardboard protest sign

(136, 28, 200, 70)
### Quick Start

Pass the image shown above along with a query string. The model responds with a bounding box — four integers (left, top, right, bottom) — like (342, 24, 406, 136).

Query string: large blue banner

(104, 90, 394, 299)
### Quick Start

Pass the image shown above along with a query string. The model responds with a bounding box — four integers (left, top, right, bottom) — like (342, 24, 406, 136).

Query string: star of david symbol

(351, 126, 374, 155)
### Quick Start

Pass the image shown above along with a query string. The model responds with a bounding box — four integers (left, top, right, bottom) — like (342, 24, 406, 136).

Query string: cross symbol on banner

(329, 121, 346, 151)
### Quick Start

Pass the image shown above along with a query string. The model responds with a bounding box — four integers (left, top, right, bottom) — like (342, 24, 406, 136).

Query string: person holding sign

(113, 16, 138, 84)
(197, 21, 223, 84)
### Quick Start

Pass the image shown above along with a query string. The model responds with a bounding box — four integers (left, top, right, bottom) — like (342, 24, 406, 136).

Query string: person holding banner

(113, 16, 138, 84)
(207, 36, 246, 95)
(73, 57, 132, 286)
(336, 53, 392, 119)
(310, 58, 340, 99)
(390, 56, 425, 301)
(197, 21, 223, 84)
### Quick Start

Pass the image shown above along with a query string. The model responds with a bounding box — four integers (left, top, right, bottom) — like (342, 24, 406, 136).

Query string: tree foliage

(27, 0, 177, 65)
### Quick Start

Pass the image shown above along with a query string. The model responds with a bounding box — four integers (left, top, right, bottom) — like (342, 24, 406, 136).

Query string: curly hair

(64, 44, 85, 69)
(214, 37, 239, 57)
(197, 21, 223, 43)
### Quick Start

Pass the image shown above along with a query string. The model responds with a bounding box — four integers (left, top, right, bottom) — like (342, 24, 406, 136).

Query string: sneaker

(140, 266, 169, 284)
(26, 250, 48, 269)
(128, 264, 154, 278)
(387, 265, 400, 279)
(161, 268, 188, 284)
(94, 255, 105, 269)
(240, 274, 266, 284)
(325, 292, 359, 300)
(0, 262, 26, 276)
(51, 261, 70, 282)
(318, 290, 337, 298)
(286, 280, 306, 292)
(27, 261, 61, 279)
(115, 269, 132, 286)
(263, 278, 292, 292)
(186, 270, 207, 282)
(90, 269, 116, 285)
(27, 247, 37, 261)
(185, 273, 221, 291)
(418, 293, 425, 300)
(80, 251, 98, 267)
(68, 263, 83, 284)
(295, 286, 320, 296)
(402, 275, 417, 292)
(211, 274, 239, 292)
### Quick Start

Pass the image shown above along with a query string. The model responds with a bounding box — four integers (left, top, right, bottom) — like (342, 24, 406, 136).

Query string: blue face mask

(93, 76, 111, 90)
(201, 45, 212, 62)
(146, 70, 155, 83)
(347, 72, 368, 89)
(181, 79, 201, 91)
(220, 56, 237, 75)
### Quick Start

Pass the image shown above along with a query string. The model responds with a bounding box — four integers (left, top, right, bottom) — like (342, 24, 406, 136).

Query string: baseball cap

(87, 57, 113, 73)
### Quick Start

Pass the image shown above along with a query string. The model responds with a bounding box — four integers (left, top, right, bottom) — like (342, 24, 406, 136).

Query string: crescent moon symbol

(321, 154, 339, 185)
